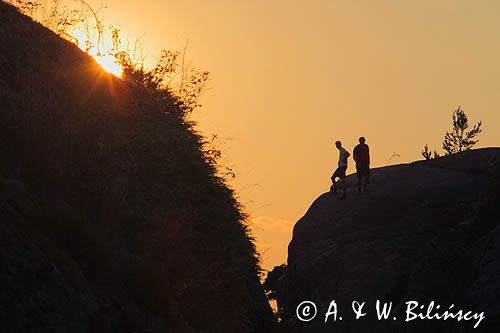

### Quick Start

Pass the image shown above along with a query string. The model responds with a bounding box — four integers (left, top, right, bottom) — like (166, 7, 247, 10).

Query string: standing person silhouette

(330, 141, 350, 199)
(353, 136, 370, 194)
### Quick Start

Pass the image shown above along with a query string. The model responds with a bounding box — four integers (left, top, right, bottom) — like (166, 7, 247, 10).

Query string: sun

(71, 30, 123, 77)
(93, 54, 123, 77)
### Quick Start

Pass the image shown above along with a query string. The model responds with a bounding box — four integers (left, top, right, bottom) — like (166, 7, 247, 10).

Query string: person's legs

(363, 166, 370, 191)
(330, 179, 337, 194)
(331, 167, 347, 197)
(356, 164, 362, 194)
(339, 166, 347, 198)
(330, 170, 339, 194)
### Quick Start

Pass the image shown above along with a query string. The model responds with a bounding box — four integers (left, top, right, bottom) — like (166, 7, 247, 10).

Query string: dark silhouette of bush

(0, 2, 275, 332)
(443, 106, 482, 155)
(421, 144, 440, 160)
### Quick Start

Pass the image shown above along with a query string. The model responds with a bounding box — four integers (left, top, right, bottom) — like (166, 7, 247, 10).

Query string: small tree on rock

(442, 106, 482, 155)
(422, 144, 432, 160)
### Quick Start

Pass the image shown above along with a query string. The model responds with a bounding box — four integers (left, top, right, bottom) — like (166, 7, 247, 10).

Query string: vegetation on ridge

(422, 106, 482, 160)
(0, 1, 275, 332)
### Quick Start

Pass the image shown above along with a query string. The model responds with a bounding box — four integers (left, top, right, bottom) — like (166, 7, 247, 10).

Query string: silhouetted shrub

(443, 106, 482, 155)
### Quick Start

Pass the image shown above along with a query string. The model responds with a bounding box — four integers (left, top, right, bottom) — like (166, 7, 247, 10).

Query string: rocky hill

(0, 2, 275, 332)
(278, 148, 500, 332)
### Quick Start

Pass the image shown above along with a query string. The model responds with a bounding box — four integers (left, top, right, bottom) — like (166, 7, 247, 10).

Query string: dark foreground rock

(0, 181, 96, 332)
(0, 2, 276, 332)
(278, 148, 500, 332)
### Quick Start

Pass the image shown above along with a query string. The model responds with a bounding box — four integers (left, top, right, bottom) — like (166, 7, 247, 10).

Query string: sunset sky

(82, 0, 500, 271)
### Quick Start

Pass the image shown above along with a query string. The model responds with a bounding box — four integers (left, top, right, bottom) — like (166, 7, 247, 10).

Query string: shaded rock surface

(279, 148, 500, 332)
(0, 2, 275, 332)
(0, 182, 97, 332)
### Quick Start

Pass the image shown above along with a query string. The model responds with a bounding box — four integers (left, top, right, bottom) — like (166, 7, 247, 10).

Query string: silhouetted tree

(422, 144, 441, 160)
(422, 144, 432, 160)
(443, 106, 482, 155)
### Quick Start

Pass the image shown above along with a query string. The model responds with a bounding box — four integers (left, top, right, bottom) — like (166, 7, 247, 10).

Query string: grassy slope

(0, 2, 275, 332)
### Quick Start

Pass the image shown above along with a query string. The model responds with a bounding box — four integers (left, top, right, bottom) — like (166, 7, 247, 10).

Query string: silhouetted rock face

(279, 148, 500, 332)
(0, 184, 97, 333)
(0, 3, 276, 332)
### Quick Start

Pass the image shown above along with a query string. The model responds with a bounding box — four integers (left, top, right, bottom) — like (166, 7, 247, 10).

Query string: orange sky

(83, 0, 500, 271)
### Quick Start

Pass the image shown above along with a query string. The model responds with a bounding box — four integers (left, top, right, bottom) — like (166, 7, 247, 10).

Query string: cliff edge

(279, 148, 500, 332)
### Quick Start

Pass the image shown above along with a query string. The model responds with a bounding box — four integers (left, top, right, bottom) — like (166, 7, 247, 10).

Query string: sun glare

(93, 54, 122, 77)
(71, 30, 123, 77)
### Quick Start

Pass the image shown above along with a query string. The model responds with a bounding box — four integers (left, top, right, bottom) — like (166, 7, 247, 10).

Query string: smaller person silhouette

(330, 140, 350, 199)
(353, 136, 370, 194)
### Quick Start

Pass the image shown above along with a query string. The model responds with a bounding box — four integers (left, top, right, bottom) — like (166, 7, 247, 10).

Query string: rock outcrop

(0, 181, 97, 332)
(0, 2, 275, 332)
(279, 148, 500, 332)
